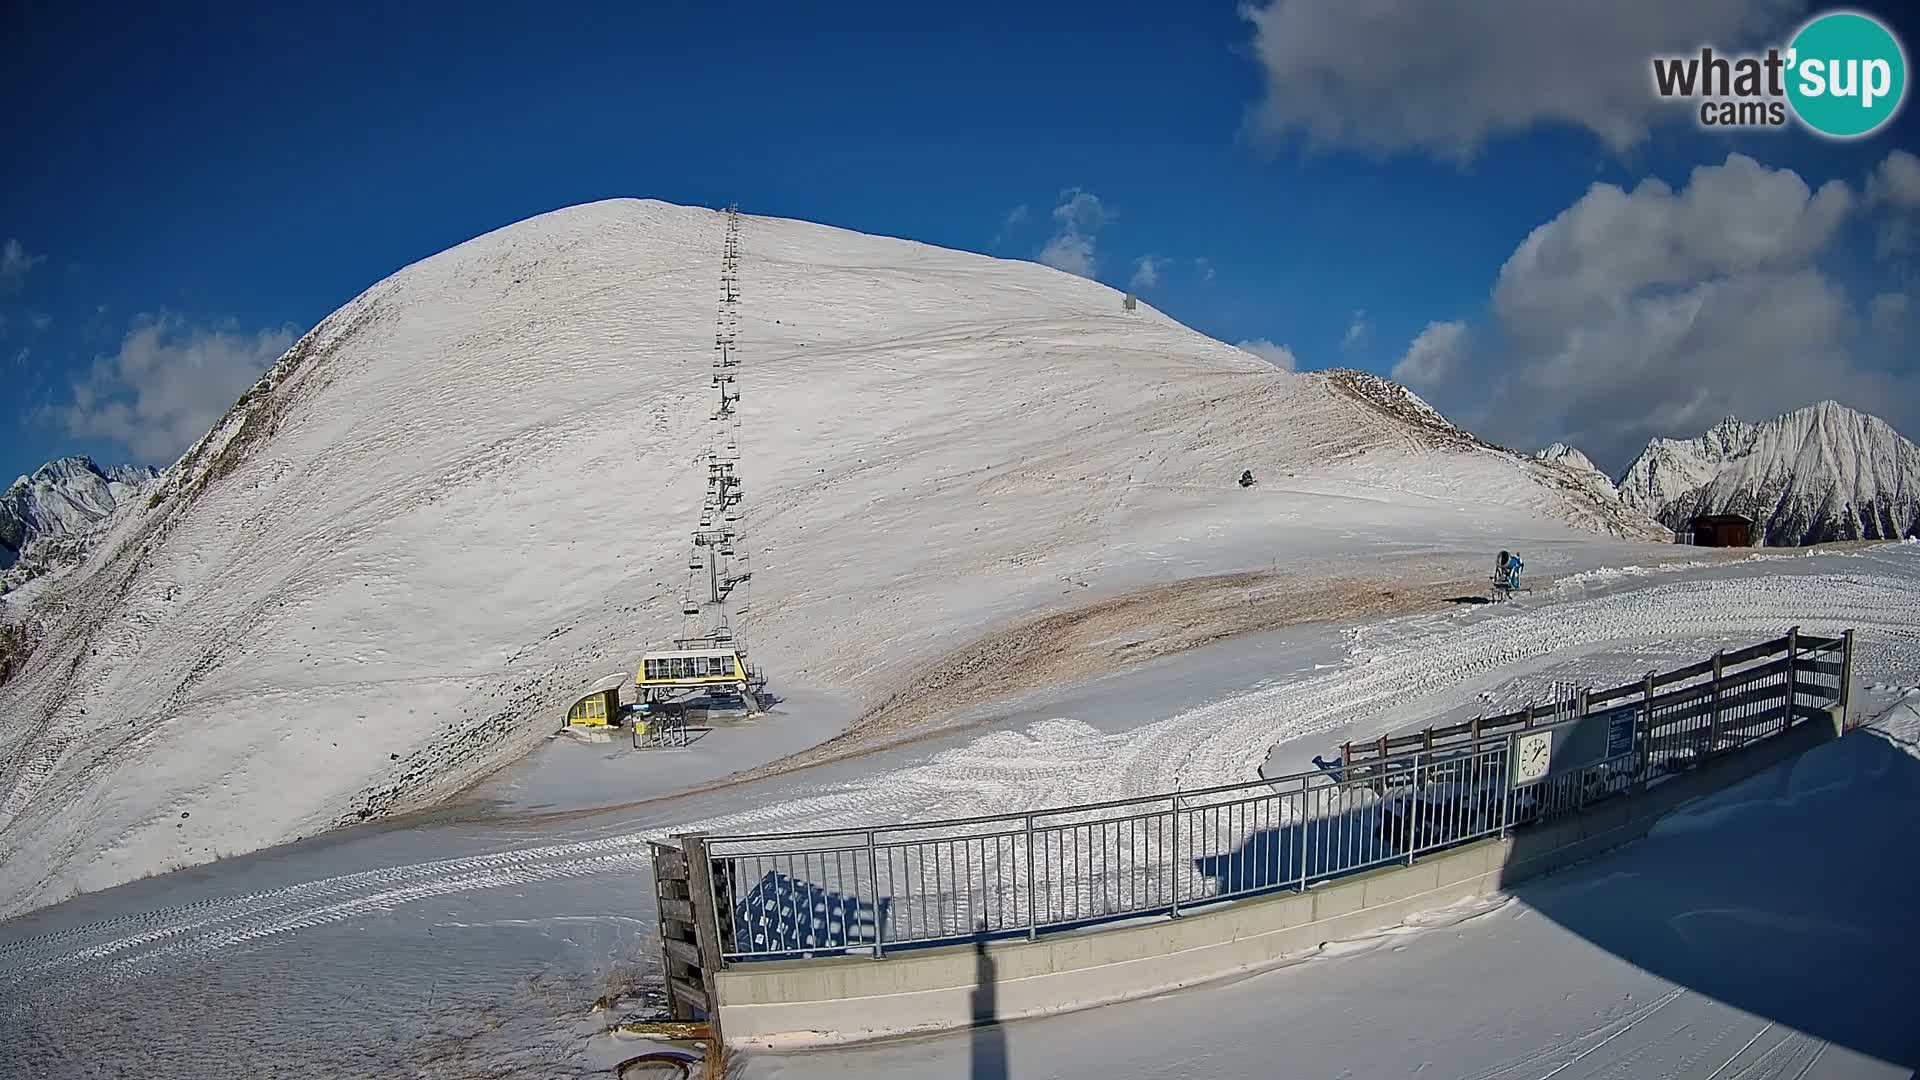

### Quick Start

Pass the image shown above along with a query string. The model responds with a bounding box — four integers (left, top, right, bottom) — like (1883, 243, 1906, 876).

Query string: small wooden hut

(1690, 513, 1754, 547)
(566, 672, 630, 727)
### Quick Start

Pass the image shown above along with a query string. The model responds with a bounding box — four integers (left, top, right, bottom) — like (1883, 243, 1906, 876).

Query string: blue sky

(3, 1, 1917, 483)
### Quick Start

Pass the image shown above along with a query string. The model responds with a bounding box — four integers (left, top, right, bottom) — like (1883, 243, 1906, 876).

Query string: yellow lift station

(637, 638, 762, 715)
(565, 671, 629, 728)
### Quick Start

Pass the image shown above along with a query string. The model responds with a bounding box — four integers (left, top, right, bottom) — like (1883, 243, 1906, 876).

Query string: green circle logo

(1786, 11, 1907, 138)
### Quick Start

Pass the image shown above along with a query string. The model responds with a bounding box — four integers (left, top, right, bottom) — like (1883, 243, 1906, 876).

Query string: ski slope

(0, 547, 1915, 1078)
(0, 199, 1661, 917)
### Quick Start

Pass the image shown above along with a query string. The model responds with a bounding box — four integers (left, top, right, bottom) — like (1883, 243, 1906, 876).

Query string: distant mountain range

(1552, 402, 1918, 547)
(1, 457, 159, 574)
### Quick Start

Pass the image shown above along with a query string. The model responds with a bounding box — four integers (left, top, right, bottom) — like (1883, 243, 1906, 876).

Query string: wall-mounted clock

(1514, 731, 1552, 786)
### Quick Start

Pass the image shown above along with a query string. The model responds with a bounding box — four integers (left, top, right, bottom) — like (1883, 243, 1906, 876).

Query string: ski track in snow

(3, 562, 1916, 992)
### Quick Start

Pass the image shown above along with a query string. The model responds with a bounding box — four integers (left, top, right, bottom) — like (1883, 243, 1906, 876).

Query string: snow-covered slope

(0, 457, 158, 572)
(1617, 403, 1920, 545)
(0, 199, 1666, 915)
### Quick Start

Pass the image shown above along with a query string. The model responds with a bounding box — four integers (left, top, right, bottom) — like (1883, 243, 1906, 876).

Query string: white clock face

(1515, 732, 1552, 784)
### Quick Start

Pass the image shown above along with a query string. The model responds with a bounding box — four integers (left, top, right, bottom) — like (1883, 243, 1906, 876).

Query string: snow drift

(1616, 402, 1920, 546)
(0, 199, 1664, 916)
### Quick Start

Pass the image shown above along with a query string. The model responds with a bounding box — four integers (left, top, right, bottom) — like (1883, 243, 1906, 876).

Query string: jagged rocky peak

(1, 455, 161, 569)
(1535, 442, 1608, 480)
(1616, 401, 1919, 546)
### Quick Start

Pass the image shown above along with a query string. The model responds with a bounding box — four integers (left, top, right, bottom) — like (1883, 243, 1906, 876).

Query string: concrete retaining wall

(715, 704, 1846, 1048)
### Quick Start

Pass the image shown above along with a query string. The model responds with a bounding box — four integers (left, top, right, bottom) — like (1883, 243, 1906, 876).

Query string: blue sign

(1605, 707, 1639, 759)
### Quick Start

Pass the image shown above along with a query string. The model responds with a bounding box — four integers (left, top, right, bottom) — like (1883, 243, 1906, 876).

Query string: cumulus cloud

(1343, 309, 1369, 348)
(1391, 320, 1468, 385)
(1453, 153, 1909, 470)
(1494, 154, 1853, 337)
(1868, 150, 1920, 205)
(54, 314, 297, 463)
(1194, 257, 1217, 285)
(1237, 338, 1298, 370)
(1039, 188, 1113, 278)
(2, 239, 45, 289)
(1866, 149, 1920, 257)
(1129, 255, 1165, 291)
(1238, 0, 1804, 161)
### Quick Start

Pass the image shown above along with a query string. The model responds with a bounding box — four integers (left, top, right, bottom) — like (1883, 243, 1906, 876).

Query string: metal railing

(692, 628, 1852, 964)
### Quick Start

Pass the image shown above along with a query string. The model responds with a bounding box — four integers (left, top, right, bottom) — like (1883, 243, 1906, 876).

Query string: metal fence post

(1841, 628, 1856, 727)
(1168, 792, 1183, 919)
(1499, 734, 1515, 839)
(1024, 814, 1038, 942)
(1295, 781, 1312, 894)
(1637, 671, 1655, 789)
(866, 830, 884, 959)
(1709, 650, 1725, 757)
(1406, 751, 1422, 866)
(1784, 626, 1799, 735)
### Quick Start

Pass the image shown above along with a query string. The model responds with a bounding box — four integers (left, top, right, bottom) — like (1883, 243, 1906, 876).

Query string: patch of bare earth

(453, 538, 1886, 826)
(721, 560, 1486, 784)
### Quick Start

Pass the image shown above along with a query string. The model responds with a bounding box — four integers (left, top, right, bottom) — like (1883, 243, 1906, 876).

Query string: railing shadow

(1499, 726, 1920, 1071)
(1190, 802, 1393, 897)
(725, 868, 892, 955)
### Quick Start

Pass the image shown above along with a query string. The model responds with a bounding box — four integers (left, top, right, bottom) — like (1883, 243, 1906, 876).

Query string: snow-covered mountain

(1535, 443, 1607, 486)
(1616, 402, 1920, 546)
(1, 457, 159, 572)
(0, 199, 1667, 915)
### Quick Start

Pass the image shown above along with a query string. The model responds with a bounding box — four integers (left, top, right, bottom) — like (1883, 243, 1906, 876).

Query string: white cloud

(1194, 257, 1217, 285)
(1039, 188, 1113, 278)
(28, 312, 50, 333)
(1494, 154, 1853, 340)
(55, 314, 297, 463)
(1040, 233, 1096, 277)
(1868, 150, 1920, 206)
(1390, 320, 1468, 385)
(1129, 255, 1165, 291)
(2, 239, 45, 289)
(1456, 153, 1908, 469)
(993, 204, 1030, 247)
(1238, 0, 1804, 161)
(1237, 338, 1298, 370)
(1866, 149, 1920, 257)
(1343, 309, 1369, 348)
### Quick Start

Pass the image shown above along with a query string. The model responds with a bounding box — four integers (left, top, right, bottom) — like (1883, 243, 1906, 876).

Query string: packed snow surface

(1, 546, 1916, 1080)
(750, 710, 1920, 1080)
(0, 199, 1664, 916)
(1616, 401, 1920, 545)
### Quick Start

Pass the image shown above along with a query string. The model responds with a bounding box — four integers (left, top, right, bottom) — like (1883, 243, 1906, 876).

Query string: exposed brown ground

(446, 538, 1883, 826)
(444, 554, 1494, 826)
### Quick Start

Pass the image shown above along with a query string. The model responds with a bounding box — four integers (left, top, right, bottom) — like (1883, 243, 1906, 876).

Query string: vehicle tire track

(4, 565, 1915, 995)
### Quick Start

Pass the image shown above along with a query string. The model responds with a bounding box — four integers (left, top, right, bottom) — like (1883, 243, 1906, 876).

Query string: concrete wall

(715, 704, 1846, 1048)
